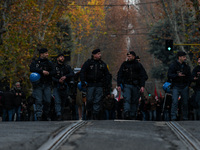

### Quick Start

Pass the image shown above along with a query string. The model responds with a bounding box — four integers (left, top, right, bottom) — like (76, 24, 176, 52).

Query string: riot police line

(1, 49, 200, 121)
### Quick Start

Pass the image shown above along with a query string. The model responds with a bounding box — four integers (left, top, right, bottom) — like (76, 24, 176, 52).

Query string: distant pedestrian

(117, 51, 148, 120)
(80, 49, 111, 120)
(52, 53, 74, 121)
(74, 68, 85, 120)
(162, 93, 172, 121)
(13, 82, 26, 121)
(191, 56, 200, 120)
(139, 95, 148, 121)
(2, 86, 15, 121)
(30, 48, 55, 121)
(167, 51, 191, 121)
(103, 94, 115, 120)
(146, 95, 157, 121)
(112, 87, 124, 119)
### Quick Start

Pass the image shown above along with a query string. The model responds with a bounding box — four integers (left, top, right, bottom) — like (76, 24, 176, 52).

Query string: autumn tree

(133, 0, 200, 92)
(0, 0, 109, 91)
(0, 0, 72, 90)
(65, 0, 106, 68)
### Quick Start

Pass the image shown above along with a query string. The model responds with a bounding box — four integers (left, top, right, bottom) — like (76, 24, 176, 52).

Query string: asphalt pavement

(1, 120, 200, 150)
(0, 121, 76, 150)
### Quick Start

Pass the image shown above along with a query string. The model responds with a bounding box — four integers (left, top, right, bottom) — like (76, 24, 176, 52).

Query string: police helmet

(163, 82, 171, 93)
(30, 72, 41, 83)
(77, 81, 87, 91)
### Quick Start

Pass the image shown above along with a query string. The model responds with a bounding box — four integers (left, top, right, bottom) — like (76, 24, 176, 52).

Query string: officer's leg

(153, 110, 157, 121)
(32, 85, 43, 120)
(181, 86, 189, 120)
(171, 87, 179, 120)
(123, 84, 132, 119)
(60, 88, 68, 117)
(130, 85, 140, 119)
(86, 87, 95, 119)
(93, 87, 103, 119)
(43, 85, 52, 120)
(195, 90, 200, 120)
(53, 88, 62, 118)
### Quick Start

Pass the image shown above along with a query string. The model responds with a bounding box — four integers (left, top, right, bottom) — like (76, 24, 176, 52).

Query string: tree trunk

(160, 0, 193, 69)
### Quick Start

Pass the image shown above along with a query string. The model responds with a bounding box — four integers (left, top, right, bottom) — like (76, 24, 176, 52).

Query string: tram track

(37, 120, 200, 150)
(166, 121, 200, 150)
(38, 120, 87, 150)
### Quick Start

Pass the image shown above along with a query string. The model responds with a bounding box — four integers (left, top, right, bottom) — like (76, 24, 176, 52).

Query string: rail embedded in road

(166, 121, 200, 150)
(38, 120, 87, 150)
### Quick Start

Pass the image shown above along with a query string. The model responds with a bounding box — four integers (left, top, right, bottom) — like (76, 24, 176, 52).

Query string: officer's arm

(52, 76, 59, 83)
(52, 64, 59, 83)
(117, 62, 125, 86)
(167, 63, 178, 79)
(191, 67, 198, 81)
(49, 61, 56, 76)
(65, 65, 74, 78)
(187, 66, 192, 80)
(29, 60, 43, 74)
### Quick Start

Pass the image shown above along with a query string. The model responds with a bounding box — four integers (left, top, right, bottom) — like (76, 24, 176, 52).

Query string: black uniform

(52, 62, 74, 119)
(80, 58, 111, 89)
(29, 57, 55, 120)
(167, 60, 191, 121)
(80, 58, 111, 119)
(168, 60, 191, 88)
(117, 59, 148, 119)
(30, 58, 55, 85)
(52, 62, 74, 88)
(117, 59, 148, 87)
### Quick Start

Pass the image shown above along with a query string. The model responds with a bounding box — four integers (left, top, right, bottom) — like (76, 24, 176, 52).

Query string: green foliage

(148, 10, 196, 80)
(148, 19, 176, 66)
(150, 65, 169, 81)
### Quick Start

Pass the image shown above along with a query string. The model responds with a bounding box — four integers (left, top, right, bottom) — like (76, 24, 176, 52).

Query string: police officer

(168, 51, 191, 121)
(52, 53, 74, 121)
(30, 48, 55, 121)
(117, 51, 148, 120)
(191, 56, 200, 119)
(80, 49, 111, 120)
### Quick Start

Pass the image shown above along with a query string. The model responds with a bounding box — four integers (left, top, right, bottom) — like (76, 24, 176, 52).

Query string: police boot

(124, 111, 130, 120)
(37, 117, 42, 121)
(93, 113, 100, 120)
(43, 114, 51, 121)
(87, 111, 92, 120)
